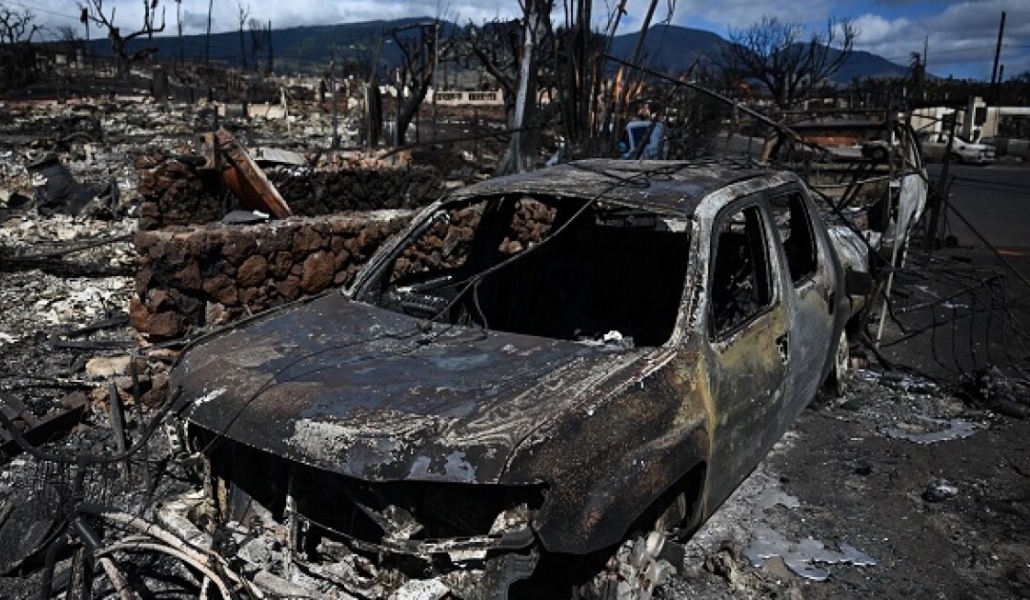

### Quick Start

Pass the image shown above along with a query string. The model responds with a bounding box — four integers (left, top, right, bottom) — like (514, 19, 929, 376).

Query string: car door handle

(776, 332, 789, 364)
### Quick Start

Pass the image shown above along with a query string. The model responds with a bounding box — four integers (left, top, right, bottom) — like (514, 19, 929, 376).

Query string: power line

(5, 0, 82, 22)
(879, 44, 1007, 63)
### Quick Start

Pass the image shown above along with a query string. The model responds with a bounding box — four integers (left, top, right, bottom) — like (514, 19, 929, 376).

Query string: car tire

(947, 152, 963, 165)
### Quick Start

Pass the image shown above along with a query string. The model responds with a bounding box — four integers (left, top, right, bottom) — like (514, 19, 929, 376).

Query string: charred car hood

(171, 292, 668, 485)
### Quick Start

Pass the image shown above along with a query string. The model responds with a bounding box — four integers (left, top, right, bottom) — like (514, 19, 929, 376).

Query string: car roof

(447, 159, 770, 217)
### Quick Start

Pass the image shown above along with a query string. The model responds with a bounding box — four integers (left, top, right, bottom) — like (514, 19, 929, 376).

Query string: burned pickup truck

(166, 159, 870, 598)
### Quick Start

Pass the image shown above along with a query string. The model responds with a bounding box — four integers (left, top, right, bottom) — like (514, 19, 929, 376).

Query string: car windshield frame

(353, 192, 695, 348)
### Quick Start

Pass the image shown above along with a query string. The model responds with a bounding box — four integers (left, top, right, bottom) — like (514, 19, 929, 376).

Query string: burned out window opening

(497, 197, 558, 255)
(367, 193, 692, 348)
(710, 204, 774, 336)
(388, 203, 486, 285)
(769, 191, 818, 284)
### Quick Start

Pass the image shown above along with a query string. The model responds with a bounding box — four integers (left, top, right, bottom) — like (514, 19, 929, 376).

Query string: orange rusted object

(199, 127, 293, 219)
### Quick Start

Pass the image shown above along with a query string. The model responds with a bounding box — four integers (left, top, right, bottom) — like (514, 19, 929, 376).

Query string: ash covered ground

(1, 100, 1028, 600)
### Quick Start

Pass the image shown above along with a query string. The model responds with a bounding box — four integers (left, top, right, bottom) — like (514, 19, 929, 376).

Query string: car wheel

(947, 152, 963, 165)
(870, 146, 889, 162)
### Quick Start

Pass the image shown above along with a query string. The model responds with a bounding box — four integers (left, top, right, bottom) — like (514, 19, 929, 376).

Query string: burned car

(167, 159, 865, 598)
(762, 119, 928, 267)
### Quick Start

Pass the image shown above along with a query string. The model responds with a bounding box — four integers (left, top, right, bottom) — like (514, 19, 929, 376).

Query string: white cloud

(851, 14, 910, 46)
(18, 0, 520, 35)
(14, 0, 1030, 79)
(848, 0, 1030, 79)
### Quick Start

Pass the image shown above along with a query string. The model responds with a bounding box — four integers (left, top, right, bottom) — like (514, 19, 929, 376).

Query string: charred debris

(1, 68, 1029, 600)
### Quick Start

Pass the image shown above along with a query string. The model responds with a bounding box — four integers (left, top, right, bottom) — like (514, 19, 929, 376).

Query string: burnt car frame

(168, 159, 860, 597)
(762, 119, 928, 266)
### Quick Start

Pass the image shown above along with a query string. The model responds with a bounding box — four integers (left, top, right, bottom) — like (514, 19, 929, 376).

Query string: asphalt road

(928, 162, 1030, 251)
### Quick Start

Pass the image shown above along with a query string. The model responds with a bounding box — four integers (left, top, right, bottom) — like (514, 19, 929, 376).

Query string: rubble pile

(0, 215, 135, 344)
(130, 212, 412, 339)
(0, 99, 214, 143)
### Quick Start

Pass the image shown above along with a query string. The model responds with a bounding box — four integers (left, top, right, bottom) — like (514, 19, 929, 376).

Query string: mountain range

(607, 24, 911, 83)
(83, 18, 911, 84)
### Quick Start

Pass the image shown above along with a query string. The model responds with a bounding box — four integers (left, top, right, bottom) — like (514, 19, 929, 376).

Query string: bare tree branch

(390, 21, 442, 146)
(462, 0, 555, 174)
(0, 4, 42, 45)
(237, 1, 249, 70)
(78, 0, 166, 76)
(723, 15, 857, 109)
(466, 19, 521, 99)
(249, 18, 269, 73)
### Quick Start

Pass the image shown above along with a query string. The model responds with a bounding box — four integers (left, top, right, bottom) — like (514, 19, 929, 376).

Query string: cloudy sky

(11, 0, 1030, 80)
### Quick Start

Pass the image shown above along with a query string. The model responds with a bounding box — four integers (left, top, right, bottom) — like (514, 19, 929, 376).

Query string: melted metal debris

(881, 414, 978, 444)
(743, 525, 877, 581)
(753, 485, 801, 513)
(922, 480, 960, 503)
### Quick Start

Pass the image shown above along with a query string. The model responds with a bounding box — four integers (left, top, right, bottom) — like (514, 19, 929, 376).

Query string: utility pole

(205, 0, 213, 65)
(990, 11, 1006, 105)
(330, 48, 339, 149)
(79, 8, 96, 75)
(923, 35, 928, 74)
(432, 21, 439, 140)
(267, 20, 273, 74)
(176, 0, 184, 65)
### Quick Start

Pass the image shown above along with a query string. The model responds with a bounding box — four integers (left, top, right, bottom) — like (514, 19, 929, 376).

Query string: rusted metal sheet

(197, 127, 292, 219)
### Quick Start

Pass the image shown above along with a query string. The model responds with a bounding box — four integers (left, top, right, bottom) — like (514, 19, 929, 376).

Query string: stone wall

(135, 152, 225, 231)
(130, 212, 412, 340)
(135, 151, 444, 231)
(279, 165, 443, 215)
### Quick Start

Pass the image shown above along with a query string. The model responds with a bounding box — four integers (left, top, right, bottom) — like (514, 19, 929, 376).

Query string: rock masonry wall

(135, 153, 225, 231)
(130, 213, 412, 340)
(135, 151, 444, 231)
(280, 166, 444, 216)
(130, 149, 450, 340)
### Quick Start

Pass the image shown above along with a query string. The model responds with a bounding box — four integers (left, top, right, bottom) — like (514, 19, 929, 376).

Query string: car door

(767, 186, 839, 422)
(703, 198, 790, 508)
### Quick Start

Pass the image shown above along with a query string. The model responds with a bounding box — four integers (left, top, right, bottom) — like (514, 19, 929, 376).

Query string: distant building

(913, 96, 1030, 140)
